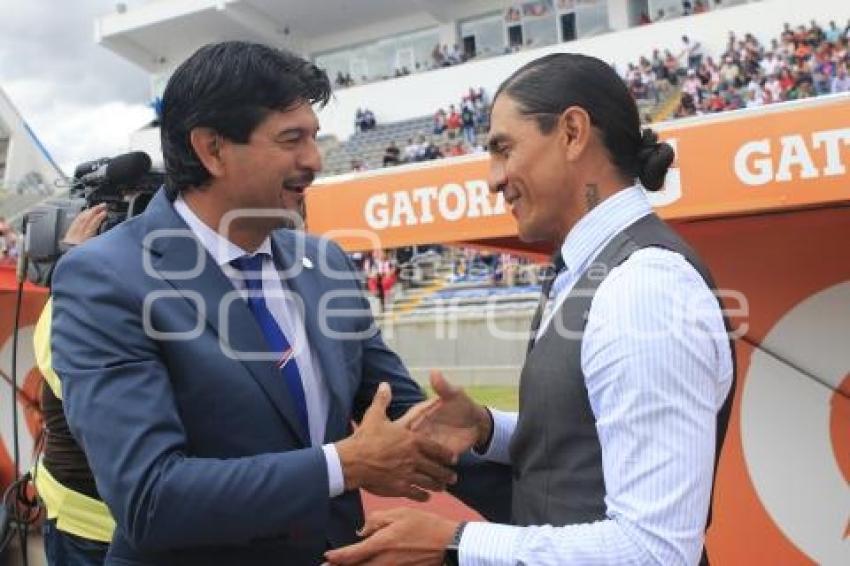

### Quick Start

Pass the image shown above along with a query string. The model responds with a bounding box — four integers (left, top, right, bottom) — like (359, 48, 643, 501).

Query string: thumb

(363, 382, 391, 423)
(356, 511, 394, 538)
(430, 370, 459, 400)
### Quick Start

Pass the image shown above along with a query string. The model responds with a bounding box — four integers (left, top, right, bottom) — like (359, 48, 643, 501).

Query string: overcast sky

(0, 0, 153, 175)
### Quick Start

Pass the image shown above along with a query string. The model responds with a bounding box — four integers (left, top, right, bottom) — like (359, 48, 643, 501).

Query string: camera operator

(32, 203, 113, 565)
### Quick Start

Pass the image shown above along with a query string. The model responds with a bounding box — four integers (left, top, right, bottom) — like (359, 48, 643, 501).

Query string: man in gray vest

(326, 53, 735, 566)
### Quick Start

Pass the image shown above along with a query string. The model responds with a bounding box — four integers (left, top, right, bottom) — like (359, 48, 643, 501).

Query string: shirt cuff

(322, 443, 345, 497)
(459, 521, 521, 566)
(473, 409, 517, 465)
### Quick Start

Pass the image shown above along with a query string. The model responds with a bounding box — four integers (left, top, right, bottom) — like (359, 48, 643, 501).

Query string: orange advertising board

(306, 94, 850, 251)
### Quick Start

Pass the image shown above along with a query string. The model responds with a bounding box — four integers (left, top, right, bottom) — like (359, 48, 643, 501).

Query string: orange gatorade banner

(306, 94, 850, 250)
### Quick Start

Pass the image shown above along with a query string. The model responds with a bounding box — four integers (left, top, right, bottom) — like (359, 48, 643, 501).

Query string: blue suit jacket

(50, 190, 427, 564)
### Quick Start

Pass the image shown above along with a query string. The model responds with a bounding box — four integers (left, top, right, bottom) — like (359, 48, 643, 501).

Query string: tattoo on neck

(585, 184, 601, 212)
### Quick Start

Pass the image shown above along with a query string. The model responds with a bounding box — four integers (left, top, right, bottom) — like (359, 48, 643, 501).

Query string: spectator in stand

(383, 141, 401, 167)
(476, 86, 488, 107)
(446, 105, 461, 139)
(694, 0, 708, 14)
(364, 250, 395, 312)
(441, 142, 453, 159)
(761, 51, 781, 77)
(683, 68, 702, 101)
(431, 43, 444, 68)
(355, 108, 376, 132)
(0, 216, 19, 263)
(461, 103, 476, 145)
(813, 50, 835, 95)
(441, 45, 452, 67)
(720, 56, 740, 85)
(682, 35, 704, 70)
(355, 108, 365, 132)
(765, 73, 784, 103)
(448, 141, 467, 157)
(449, 44, 463, 65)
(789, 79, 816, 100)
(778, 68, 795, 94)
(831, 64, 850, 93)
(423, 139, 443, 160)
(676, 92, 699, 117)
(654, 9, 668, 23)
(363, 108, 376, 130)
(664, 49, 681, 85)
(414, 134, 430, 161)
(403, 137, 420, 163)
(350, 158, 368, 172)
(709, 89, 729, 112)
(433, 108, 447, 135)
(474, 103, 489, 134)
(825, 21, 842, 44)
(745, 87, 763, 108)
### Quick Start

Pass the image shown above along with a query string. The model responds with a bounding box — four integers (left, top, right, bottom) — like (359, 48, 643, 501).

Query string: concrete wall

(381, 310, 534, 386)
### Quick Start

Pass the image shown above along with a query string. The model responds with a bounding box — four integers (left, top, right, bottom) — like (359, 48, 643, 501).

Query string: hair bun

(637, 128, 675, 192)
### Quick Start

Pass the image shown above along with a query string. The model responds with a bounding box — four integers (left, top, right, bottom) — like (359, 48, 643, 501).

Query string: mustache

(283, 172, 315, 190)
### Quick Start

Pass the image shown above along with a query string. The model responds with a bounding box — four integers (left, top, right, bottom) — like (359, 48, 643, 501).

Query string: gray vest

(509, 213, 735, 527)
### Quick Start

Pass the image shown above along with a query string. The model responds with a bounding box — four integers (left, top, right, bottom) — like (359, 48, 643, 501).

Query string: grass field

(424, 385, 518, 411)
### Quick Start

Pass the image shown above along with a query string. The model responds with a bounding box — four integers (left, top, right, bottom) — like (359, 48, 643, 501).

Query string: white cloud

(0, 0, 151, 176)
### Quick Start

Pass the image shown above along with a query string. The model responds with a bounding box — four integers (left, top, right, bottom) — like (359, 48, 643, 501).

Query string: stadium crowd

(329, 0, 735, 89)
(675, 20, 850, 116)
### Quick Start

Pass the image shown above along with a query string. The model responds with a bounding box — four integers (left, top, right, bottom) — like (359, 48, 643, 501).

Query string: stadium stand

(319, 19, 850, 178)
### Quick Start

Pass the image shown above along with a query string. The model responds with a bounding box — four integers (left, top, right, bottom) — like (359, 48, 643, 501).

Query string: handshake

(335, 370, 492, 502)
(327, 371, 492, 565)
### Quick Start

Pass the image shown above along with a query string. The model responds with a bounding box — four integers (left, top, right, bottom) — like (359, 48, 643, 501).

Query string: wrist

(473, 405, 493, 452)
(443, 521, 467, 566)
(335, 437, 361, 491)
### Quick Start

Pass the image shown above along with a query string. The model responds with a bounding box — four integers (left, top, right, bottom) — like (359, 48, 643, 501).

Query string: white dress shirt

(173, 197, 345, 497)
(462, 186, 734, 565)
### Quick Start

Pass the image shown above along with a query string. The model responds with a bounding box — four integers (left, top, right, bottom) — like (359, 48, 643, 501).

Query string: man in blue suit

(49, 41, 461, 565)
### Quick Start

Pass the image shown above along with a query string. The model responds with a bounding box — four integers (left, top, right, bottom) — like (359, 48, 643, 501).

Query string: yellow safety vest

(33, 298, 116, 542)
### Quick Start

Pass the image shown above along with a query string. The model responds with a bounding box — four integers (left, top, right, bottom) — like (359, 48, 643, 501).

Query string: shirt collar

(172, 195, 272, 267)
(559, 184, 652, 278)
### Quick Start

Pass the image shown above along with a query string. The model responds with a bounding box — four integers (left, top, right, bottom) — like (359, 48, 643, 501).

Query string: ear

(557, 106, 592, 162)
(189, 127, 227, 179)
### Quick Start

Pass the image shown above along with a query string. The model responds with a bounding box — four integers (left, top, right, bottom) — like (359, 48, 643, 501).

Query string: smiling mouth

(282, 184, 309, 194)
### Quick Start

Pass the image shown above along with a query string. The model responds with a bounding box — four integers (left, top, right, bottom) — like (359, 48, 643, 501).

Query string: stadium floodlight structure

(0, 86, 65, 222)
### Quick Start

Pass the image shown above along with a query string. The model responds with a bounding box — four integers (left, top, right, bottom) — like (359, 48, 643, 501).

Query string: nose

(298, 136, 323, 174)
(488, 159, 507, 194)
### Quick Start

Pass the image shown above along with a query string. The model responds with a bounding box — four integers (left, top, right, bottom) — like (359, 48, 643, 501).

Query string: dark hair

(160, 41, 331, 196)
(494, 53, 674, 191)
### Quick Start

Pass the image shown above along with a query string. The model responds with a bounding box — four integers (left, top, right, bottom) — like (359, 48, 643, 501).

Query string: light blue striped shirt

(461, 186, 734, 565)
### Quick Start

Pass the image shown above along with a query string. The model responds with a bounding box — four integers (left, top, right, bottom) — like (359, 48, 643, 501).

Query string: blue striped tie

(230, 253, 309, 439)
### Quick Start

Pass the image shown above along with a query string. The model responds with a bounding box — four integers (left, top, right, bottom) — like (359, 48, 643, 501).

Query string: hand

(62, 203, 108, 246)
(324, 508, 458, 566)
(407, 371, 492, 457)
(335, 383, 457, 502)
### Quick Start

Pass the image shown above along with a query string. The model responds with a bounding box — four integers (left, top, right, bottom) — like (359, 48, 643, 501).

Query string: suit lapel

(141, 191, 309, 446)
(271, 232, 349, 443)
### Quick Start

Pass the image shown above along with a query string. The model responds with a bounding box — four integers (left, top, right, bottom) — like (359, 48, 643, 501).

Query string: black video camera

(23, 151, 164, 286)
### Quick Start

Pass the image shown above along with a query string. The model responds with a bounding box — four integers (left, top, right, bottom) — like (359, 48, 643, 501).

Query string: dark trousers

(43, 520, 109, 566)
